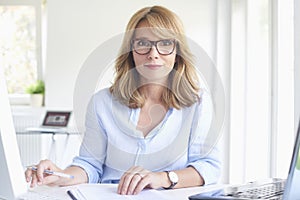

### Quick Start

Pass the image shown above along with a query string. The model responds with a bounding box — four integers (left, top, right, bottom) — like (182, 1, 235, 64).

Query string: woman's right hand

(25, 159, 62, 187)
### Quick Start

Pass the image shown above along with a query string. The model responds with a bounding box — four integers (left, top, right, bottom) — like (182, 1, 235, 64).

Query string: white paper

(74, 184, 170, 200)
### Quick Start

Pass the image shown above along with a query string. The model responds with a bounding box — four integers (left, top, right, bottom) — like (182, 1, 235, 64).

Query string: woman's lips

(144, 64, 163, 69)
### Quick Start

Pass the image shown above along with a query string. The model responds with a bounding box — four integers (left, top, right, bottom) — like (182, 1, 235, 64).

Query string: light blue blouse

(71, 88, 221, 185)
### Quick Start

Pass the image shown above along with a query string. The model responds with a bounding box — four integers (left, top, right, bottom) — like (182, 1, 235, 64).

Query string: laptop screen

(42, 111, 71, 127)
(283, 120, 300, 199)
(0, 67, 28, 199)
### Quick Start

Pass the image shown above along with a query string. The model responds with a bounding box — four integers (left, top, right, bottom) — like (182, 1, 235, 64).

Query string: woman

(25, 5, 221, 195)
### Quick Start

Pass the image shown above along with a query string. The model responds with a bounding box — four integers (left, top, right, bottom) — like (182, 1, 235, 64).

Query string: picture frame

(42, 111, 71, 127)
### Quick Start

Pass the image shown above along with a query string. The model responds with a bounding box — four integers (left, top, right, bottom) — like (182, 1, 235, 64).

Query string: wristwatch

(164, 171, 178, 189)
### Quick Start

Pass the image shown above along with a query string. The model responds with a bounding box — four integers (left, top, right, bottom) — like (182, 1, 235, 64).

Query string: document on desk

(73, 184, 170, 200)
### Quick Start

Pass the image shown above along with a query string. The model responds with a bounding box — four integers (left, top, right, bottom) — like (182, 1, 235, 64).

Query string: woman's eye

(137, 40, 150, 46)
(160, 40, 172, 46)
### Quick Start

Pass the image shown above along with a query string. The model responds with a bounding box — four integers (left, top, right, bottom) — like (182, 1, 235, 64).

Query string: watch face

(169, 171, 178, 183)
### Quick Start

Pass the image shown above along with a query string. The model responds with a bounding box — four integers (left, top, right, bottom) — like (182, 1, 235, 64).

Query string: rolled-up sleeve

(71, 95, 107, 183)
(186, 91, 222, 185)
(187, 143, 221, 185)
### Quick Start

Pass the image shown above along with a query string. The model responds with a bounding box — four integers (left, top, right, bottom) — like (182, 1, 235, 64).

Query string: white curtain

(213, 0, 295, 184)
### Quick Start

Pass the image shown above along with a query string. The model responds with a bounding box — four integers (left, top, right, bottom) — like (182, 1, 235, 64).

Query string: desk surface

(32, 183, 223, 200)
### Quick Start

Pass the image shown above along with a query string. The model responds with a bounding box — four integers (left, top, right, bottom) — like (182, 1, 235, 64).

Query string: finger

(30, 173, 38, 188)
(25, 168, 33, 183)
(41, 175, 60, 185)
(35, 165, 45, 184)
(117, 166, 145, 194)
(135, 173, 144, 179)
(118, 172, 135, 195)
(118, 173, 130, 195)
(36, 159, 56, 183)
(117, 173, 126, 194)
(133, 175, 150, 195)
(117, 166, 137, 194)
(127, 173, 143, 195)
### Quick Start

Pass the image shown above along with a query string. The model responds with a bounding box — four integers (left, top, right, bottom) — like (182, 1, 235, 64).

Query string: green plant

(26, 80, 45, 94)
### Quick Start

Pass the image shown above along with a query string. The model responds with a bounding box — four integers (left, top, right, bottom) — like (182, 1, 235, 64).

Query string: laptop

(26, 111, 72, 133)
(0, 69, 69, 199)
(189, 120, 300, 199)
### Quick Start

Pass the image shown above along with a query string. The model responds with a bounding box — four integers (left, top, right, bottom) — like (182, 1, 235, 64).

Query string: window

(0, 0, 43, 104)
(228, 0, 294, 183)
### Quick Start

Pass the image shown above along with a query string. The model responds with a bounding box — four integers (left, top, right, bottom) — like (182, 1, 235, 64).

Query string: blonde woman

(25, 6, 221, 195)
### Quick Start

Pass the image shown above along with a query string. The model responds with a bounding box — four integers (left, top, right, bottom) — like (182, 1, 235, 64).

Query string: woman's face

(132, 21, 177, 85)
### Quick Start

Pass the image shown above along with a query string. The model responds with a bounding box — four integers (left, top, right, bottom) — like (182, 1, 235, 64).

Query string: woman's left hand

(117, 166, 167, 195)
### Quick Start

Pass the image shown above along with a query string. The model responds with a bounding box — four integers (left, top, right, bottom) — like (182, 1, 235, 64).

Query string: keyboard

(19, 186, 68, 200)
(20, 192, 62, 200)
(227, 180, 285, 199)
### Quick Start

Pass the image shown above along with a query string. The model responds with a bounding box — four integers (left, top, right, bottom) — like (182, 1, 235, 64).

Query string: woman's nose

(147, 45, 159, 59)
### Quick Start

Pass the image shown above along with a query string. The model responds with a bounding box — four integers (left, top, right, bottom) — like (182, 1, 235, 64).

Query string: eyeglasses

(131, 39, 176, 55)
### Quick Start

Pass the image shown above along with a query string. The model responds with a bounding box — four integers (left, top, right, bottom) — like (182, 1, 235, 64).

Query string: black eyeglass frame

(131, 39, 177, 55)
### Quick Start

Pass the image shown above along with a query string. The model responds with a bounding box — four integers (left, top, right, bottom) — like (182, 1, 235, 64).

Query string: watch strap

(163, 171, 178, 189)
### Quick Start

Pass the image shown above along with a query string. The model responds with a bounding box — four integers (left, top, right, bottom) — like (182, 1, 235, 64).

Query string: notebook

(26, 111, 71, 133)
(189, 120, 300, 200)
(0, 69, 68, 199)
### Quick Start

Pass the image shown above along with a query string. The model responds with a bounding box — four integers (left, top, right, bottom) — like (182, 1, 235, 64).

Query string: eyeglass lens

(132, 39, 175, 55)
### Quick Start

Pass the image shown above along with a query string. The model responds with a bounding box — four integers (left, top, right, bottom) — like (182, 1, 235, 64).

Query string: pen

(67, 190, 78, 200)
(28, 166, 74, 179)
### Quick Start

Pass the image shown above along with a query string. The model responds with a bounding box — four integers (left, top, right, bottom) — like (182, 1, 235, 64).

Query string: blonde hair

(110, 6, 200, 109)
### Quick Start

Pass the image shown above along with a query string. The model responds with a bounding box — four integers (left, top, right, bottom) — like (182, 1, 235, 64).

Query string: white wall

(45, 0, 217, 108)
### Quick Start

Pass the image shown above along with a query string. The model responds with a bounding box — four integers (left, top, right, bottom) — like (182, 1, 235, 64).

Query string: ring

(135, 173, 143, 179)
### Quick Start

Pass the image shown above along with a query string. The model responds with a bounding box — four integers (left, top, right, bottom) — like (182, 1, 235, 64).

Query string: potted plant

(26, 80, 45, 107)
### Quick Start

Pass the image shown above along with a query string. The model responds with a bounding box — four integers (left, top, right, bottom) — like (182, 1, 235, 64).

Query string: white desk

(33, 184, 224, 200)
(161, 185, 223, 200)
